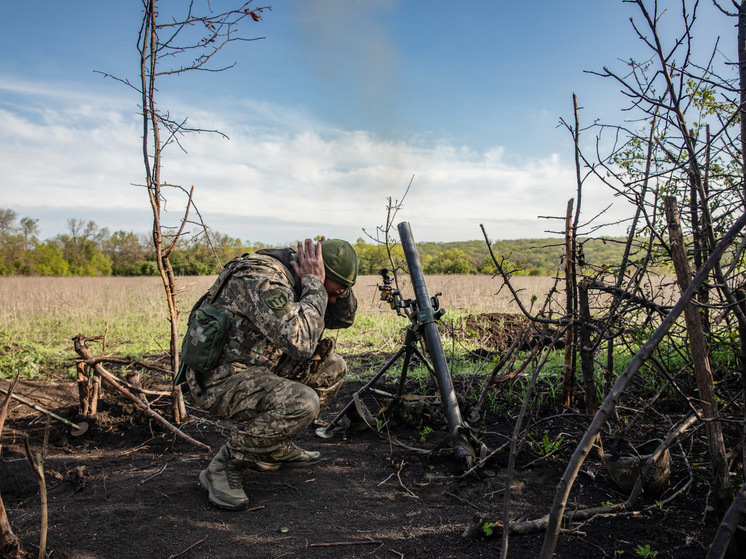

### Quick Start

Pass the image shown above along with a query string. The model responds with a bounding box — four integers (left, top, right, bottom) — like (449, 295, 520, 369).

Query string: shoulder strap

(188, 254, 249, 316)
(255, 247, 302, 298)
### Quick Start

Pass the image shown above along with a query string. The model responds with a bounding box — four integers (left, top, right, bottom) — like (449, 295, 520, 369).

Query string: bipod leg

(384, 328, 422, 416)
(316, 345, 409, 439)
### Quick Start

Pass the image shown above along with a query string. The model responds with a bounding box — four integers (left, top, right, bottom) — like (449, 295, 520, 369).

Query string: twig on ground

(520, 443, 565, 469)
(82, 361, 171, 396)
(166, 537, 206, 559)
(116, 443, 152, 457)
(443, 491, 484, 511)
(460, 440, 511, 477)
(378, 461, 418, 498)
(309, 539, 384, 547)
(379, 472, 396, 486)
(572, 508, 643, 531)
(140, 463, 168, 484)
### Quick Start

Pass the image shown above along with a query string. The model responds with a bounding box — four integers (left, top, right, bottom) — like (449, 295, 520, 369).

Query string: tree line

(0, 208, 646, 277)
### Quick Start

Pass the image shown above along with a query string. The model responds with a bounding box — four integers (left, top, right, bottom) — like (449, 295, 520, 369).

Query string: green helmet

(320, 239, 358, 287)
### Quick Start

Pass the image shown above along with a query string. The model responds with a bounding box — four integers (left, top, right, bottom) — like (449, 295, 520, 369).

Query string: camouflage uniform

(185, 249, 356, 462)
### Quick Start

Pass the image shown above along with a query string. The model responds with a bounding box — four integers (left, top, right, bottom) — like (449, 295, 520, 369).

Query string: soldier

(183, 237, 358, 510)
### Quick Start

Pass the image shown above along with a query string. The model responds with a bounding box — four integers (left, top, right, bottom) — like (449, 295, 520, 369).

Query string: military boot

(250, 442, 321, 472)
(199, 446, 249, 511)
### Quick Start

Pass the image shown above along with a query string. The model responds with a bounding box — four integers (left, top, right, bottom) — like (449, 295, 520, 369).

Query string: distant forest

(0, 208, 662, 277)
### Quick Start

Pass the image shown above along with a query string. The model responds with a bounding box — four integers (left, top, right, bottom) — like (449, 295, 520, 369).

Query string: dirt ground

(0, 314, 736, 559)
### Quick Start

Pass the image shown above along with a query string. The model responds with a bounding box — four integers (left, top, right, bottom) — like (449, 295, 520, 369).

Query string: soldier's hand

(291, 238, 325, 283)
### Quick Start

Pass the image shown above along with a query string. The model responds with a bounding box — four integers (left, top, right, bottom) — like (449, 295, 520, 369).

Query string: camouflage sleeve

(219, 266, 328, 362)
(325, 288, 357, 330)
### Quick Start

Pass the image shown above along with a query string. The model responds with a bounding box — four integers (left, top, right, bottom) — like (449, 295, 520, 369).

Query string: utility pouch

(283, 337, 335, 382)
(174, 253, 253, 387)
(179, 304, 233, 376)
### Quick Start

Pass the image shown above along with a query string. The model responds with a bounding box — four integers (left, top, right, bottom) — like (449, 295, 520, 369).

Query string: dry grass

(1, 275, 556, 332)
(354, 274, 558, 315)
(1, 277, 180, 362)
(0, 274, 555, 361)
(2, 274, 685, 381)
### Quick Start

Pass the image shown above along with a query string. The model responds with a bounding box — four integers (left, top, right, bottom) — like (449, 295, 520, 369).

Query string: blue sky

(0, 1, 733, 244)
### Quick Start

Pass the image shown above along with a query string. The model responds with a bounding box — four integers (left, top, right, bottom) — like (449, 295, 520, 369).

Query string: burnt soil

(0, 313, 738, 559)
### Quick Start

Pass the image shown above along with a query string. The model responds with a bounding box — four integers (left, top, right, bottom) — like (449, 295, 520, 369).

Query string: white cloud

(0, 81, 632, 244)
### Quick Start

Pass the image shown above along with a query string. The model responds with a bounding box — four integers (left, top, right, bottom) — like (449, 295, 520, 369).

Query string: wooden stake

(664, 196, 730, 503)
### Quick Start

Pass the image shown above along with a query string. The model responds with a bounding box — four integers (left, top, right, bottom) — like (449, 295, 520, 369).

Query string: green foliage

(0, 333, 44, 379)
(375, 417, 388, 432)
(423, 249, 477, 274)
(482, 522, 496, 537)
(0, 207, 668, 277)
(419, 425, 433, 442)
(354, 238, 402, 275)
(0, 208, 271, 277)
(104, 231, 152, 276)
(527, 429, 563, 456)
(634, 544, 658, 558)
(31, 242, 70, 276)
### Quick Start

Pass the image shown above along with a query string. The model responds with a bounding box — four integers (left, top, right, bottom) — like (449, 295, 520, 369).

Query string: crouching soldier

(177, 238, 358, 510)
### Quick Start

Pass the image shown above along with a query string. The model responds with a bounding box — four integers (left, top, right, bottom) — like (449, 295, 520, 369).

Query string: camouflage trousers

(186, 352, 346, 461)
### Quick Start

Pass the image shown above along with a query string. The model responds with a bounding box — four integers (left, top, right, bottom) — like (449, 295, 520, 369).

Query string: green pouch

(179, 304, 232, 377)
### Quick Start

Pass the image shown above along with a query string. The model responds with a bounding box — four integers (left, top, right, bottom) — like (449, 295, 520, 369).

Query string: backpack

(173, 257, 244, 385)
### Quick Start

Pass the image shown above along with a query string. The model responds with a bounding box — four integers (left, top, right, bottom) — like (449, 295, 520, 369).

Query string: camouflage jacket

(204, 249, 357, 377)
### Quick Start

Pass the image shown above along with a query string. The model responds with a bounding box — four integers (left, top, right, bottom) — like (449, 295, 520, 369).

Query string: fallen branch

(84, 356, 173, 376)
(309, 539, 383, 547)
(444, 491, 484, 511)
(73, 335, 210, 452)
(89, 367, 171, 397)
(462, 502, 629, 539)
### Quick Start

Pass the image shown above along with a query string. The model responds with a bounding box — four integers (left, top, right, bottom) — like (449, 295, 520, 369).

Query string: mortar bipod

(315, 322, 429, 438)
(317, 222, 483, 469)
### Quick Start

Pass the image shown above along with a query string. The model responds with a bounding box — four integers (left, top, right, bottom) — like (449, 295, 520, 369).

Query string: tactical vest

(204, 251, 303, 368)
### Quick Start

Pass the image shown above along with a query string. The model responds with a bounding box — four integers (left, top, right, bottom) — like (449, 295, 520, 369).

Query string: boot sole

(199, 470, 249, 511)
(250, 457, 321, 472)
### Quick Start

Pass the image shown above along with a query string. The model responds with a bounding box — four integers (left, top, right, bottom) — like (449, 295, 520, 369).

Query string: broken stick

(73, 335, 210, 452)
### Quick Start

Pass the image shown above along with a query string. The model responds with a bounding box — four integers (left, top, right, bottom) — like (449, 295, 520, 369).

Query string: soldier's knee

(297, 383, 320, 421)
(322, 352, 346, 379)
